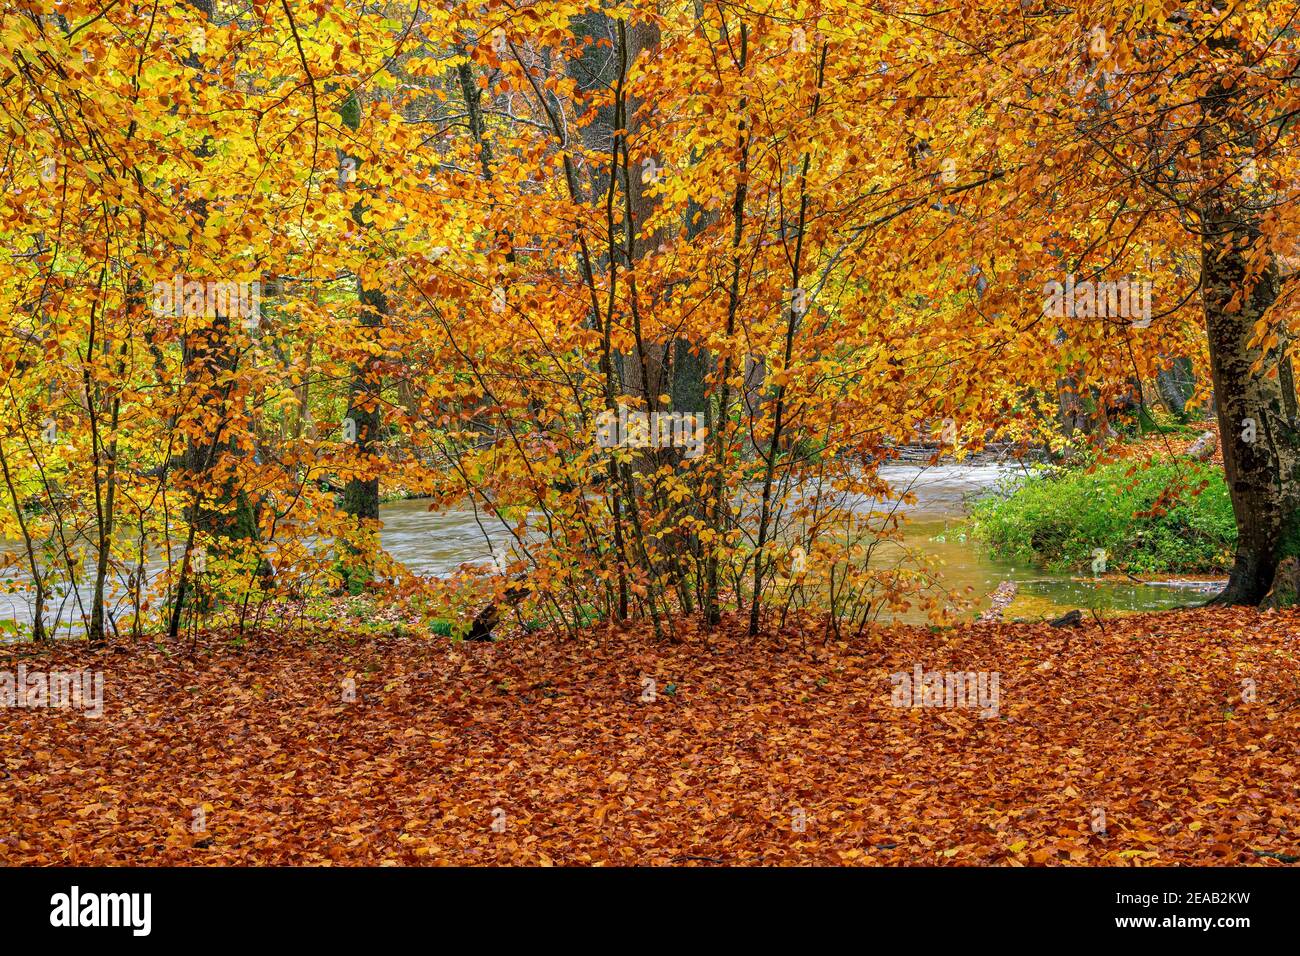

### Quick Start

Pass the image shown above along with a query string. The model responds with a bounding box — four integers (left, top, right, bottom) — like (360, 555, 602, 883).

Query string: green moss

(1276, 507, 1300, 560)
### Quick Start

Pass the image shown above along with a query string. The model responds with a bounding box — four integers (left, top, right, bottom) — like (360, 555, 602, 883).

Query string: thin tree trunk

(339, 92, 384, 564)
(705, 19, 749, 626)
(749, 42, 828, 636)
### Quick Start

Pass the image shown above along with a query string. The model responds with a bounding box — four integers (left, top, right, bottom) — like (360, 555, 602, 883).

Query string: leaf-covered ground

(2, 607, 1298, 865)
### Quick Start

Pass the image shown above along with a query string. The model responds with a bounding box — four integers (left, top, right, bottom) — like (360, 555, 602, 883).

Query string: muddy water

(1, 464, 1217, 635)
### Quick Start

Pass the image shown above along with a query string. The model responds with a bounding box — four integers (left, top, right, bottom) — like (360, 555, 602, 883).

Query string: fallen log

(1048, 609, 1083, 628)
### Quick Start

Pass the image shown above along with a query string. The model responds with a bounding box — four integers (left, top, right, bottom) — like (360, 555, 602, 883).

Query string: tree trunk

(339, 92, 385, 577)
(1201, 234, 1296, 604)
(1198, 66, 1299, 606)
(1155, 356, 1195, 420)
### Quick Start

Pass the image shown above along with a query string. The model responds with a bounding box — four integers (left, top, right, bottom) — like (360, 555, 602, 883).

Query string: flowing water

(1, 464, 1219, 636)
(376, 464, 1220, 624)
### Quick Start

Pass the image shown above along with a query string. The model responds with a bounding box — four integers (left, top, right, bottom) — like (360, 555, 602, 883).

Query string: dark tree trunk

(339, 92, 385, 567)
(1198, 63, 1299, 606)
(1201, 233, 1295, 604)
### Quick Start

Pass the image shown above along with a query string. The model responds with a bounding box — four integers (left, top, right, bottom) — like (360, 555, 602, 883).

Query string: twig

(1250, 848, 1299, 863)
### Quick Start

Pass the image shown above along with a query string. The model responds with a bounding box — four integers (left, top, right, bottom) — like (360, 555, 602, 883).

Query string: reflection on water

(889, 517, 1206, 623)
(1, 464, 1221, 634)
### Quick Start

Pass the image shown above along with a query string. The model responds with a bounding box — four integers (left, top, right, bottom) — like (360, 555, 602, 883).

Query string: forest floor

(1112, 419, 1223, 465)
(3, 605, 1298, 866)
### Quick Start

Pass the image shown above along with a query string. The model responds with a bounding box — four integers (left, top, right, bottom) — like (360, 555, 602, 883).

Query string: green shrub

(970, 459, 1236, 574)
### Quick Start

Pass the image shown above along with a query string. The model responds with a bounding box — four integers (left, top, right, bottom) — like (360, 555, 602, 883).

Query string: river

(377, 463, 1218, 624)
(1, 464, 1217, 636)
